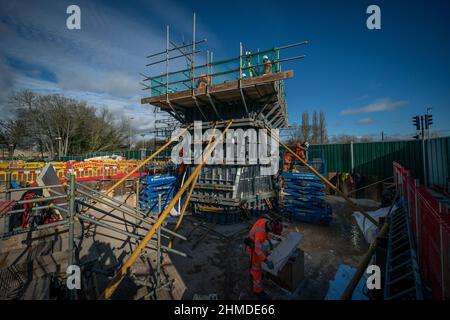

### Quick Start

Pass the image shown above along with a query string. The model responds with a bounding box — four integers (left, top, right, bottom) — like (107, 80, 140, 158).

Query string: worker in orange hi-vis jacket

(283, 152, 292, 172)
(295, 141, 309, 162)
(178, 147, 186, 177)
(197, 73, 210, 89)
(262, 55, 273, 75)
(244, 217, 283, 300)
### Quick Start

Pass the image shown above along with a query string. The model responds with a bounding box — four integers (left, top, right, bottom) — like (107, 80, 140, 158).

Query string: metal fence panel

(55, 136, 450, 188)
(353, 140, 423, 179)
(426, 137, 450, 187)
(394, 161, 450, 299)
(308, 143, 351, 173)
(309, 137, 450, 185)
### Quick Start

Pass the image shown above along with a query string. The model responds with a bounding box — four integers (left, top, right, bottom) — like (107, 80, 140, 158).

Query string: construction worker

(295, 141, 309, 162)
(242, 51, 256, 78)
(244, 217, 283, 299)
(178, 147, 186, 177)
(274, 173, 285, 207)
(196, 73, 210, 89)
(302, 141, 309, 161)
(262, 55, 273, 75)
(283, 151, 292, 172)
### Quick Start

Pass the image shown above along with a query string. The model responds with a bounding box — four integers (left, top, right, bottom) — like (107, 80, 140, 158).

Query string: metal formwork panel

(189, 164, 275, 208)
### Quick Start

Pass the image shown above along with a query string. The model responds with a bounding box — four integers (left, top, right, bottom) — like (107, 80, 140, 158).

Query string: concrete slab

(262, 231, 303, 276)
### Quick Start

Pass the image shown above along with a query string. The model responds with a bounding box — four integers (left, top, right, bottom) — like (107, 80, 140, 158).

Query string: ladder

(384, 206, 423, 300)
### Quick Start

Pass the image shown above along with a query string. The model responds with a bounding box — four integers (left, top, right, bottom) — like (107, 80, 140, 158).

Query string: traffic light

(425, 114, 433, 129)
(412, 115, 420, 130)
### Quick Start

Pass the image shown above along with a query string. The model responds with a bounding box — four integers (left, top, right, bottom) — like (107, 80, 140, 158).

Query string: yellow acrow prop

(100, 120, 233, 300)
(197, 205, 224, 213)
(268, 130, 380, 228)
(167, 123, 219, 249)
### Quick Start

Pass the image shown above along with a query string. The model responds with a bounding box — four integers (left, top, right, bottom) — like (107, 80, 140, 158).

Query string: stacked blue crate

(139, 174, 177, 214)
(282, 158, 332, 225)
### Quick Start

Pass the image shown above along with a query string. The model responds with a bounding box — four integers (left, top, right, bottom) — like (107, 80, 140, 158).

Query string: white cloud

(356, 117, 374, 124)
(340, 98, 407, 115)
(13, 74, 150, 118)
(0, 0, 223, 138)
(0, 1, 192, 102)
(57, 70, 139, 97)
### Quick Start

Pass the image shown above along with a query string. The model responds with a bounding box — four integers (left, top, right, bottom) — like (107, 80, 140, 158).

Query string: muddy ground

(169, 195, 380, 300)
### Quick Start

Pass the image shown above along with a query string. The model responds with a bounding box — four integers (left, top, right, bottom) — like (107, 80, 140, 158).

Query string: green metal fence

(308, 140, 424, 179)
(309, 137, 450, 186)
(57, 148, 171, 162)
(426, 137, 450, 188)
(308, 143, 352, 173)
(56, 136, 449, 188)
(353, 140, 423, 178)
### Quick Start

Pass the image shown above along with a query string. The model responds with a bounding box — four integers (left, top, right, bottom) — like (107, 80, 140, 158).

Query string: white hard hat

(245, 51, 251, 55)
(263, 55, 269, 60)
(304, 141, 310, 148)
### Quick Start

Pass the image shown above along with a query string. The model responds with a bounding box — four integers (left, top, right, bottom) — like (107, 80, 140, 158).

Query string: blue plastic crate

(139, 174, 177, 213)
(282, 203, 332, 225)
(281, 158, 332, 225)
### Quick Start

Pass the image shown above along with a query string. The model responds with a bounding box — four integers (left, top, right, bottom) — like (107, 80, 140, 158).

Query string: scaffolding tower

(140, 13, 308, 222)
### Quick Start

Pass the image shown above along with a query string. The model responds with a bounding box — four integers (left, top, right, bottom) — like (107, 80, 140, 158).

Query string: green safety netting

(149, 48, 281, 96)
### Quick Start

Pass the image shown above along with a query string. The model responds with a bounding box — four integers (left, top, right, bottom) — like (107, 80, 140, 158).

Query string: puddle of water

(331, 210, 367, 252)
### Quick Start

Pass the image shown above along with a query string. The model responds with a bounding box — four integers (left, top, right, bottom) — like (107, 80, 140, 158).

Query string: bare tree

(359, 136, 374, 142)
(311, 111, 319, 144)
(8, 91, 127, 157)
(330, 134, 357, 144)
(319, 111, 328, 144)
(10, 90, 45, 156)
(300, 112, 310, 142)
(0, 118, 26, 152)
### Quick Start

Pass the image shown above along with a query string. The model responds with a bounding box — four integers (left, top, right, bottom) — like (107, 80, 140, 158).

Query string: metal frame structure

(140, 12, 307, 129)
(0, 171, 187, 300)
(140, 13, 208, 124)
(1, 13, 401, 301)
(140, 15, 309, 220)
(101, 120, 234, 299)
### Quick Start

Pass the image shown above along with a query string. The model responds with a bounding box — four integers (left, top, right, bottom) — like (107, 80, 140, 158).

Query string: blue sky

(1, 0, 449, 139)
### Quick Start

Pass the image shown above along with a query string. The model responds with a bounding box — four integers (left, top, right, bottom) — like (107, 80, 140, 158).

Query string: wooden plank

(151, 83, 278, 111)
(141, 70, 293, 106)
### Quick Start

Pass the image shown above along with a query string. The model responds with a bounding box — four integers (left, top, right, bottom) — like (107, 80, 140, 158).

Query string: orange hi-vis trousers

(247, 247, 264, 293)
(246, 218, 270, 293)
